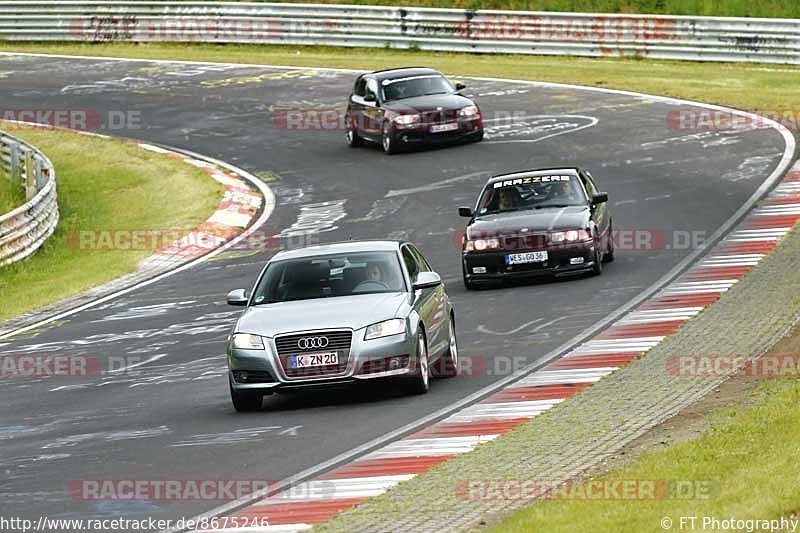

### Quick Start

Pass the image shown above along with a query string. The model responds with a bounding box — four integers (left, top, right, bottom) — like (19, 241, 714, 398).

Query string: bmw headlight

(364, 318, 407, 340)
(550, 229, 590, 243)
(393, 114, 421, 126)
(232, 333, 265, 350)
(458, 105, 480, 117)
(464, 237, 500, 251)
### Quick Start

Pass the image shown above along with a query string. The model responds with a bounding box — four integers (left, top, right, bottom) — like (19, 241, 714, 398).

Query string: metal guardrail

(0, 2, 799, 64)
(0, 130, 58, 266)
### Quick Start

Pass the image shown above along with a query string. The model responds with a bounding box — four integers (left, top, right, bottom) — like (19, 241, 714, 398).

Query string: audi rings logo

(298, 337, 329, 350)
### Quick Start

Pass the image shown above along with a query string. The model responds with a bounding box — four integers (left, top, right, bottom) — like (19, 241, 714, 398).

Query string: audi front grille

(274, 330, 352, 378)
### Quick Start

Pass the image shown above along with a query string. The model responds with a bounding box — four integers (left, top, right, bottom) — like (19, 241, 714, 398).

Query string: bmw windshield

(252, 251, 406, 304)
(477, 175, 588, 216)
(381, 74, 455, 102)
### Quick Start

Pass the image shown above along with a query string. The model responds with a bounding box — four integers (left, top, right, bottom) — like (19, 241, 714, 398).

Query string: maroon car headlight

(549, 229, 591, 243)
(393, 114, 421, 128)
(458, 105, 480, 118)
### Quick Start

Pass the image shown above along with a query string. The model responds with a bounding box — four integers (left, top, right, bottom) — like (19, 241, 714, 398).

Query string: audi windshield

(251, 251, 406, 304)
(381, 74, 455, 102)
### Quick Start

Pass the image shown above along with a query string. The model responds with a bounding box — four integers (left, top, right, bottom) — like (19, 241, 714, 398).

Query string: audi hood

(234, 292, 409, 338)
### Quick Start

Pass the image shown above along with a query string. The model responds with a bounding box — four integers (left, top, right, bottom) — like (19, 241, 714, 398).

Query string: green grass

(3, 42, 800, 112)
(0, 125, 223, 321)
(490, 376, 800, 532)
(126, 0, 800, 18)
(0, 173, 25, 214)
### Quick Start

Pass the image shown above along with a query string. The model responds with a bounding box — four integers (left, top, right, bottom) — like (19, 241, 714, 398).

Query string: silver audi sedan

(225, 240, 458, 411)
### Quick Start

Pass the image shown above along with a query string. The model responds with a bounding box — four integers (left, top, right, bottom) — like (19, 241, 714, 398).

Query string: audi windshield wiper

(535, 204, 576, 209)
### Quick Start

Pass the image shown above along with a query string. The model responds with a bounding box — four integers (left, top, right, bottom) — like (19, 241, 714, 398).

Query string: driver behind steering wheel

(366, 262, 384, 282)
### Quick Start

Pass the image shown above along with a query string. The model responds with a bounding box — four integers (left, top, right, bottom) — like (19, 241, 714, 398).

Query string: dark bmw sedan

(459, 168, 614, 289)
(345, 67, 484, 154)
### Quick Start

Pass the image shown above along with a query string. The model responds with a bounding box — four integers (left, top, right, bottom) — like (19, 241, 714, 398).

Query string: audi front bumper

(227, 329, 419, 394)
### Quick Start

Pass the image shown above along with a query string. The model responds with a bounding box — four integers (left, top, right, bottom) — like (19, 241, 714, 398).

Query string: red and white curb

(0, 123, 272, 340)
(137, 143, 263, 266)
(202, 162, 800, 532)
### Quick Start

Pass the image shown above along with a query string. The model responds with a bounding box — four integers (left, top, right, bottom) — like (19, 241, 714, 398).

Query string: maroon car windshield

(381, 75, 455, 102)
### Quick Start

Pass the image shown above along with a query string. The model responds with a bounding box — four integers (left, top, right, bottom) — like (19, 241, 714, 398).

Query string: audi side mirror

(458, 206, 474, 217)
(455, 82, 466, 91)
(364, 93, 376, 102)
(227, 289, 249, 306)
(592, 192, 609, 204)
(413, 271, 442, 290)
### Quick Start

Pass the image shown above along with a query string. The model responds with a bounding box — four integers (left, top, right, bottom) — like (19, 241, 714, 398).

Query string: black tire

(603, 222, 615, 263)
(469, 129, 484, 143)
(345, 125, 363, 148)
(381, 122, 399, 154)
(433, 315, 458, 378)
(230, 380, 262, 412)
(591, 232, 604, 276)
(405, 330, 430, 394)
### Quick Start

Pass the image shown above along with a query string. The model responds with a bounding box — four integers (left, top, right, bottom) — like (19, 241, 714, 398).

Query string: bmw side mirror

(458, 206, 474, 217)
(227, 289, 249, 306)
(364, 93, 376, 102)
(413, 271, 442, 290)
(592, 192, 609, 204)
(455, 82, 466, 91)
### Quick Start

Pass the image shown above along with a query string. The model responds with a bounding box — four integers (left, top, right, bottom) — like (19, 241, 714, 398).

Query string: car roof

(487, 167, 581, 185)
(271, 240, 403, 261)
(368, 67, 441, 81)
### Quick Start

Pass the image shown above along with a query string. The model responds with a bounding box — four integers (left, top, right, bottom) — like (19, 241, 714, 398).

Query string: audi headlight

(458, 105, 480, 117)
(364, 318, 406, 340)
(232, 333, 265, 350)
(393, 114, 421, 126)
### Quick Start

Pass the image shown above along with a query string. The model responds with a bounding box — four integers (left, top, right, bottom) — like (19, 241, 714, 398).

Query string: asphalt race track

(0, 54, 790, 525)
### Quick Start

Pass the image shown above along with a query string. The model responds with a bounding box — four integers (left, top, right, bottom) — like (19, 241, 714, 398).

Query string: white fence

(0, 2, 799, 64)
(0, 130, 58, 266)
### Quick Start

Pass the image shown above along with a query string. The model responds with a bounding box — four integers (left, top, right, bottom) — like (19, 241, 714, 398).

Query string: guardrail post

(24, 149, 35, 201)
(34, 157, 44, 189)
(8, 140, 20, 184)
(0, 133, 8, 180)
